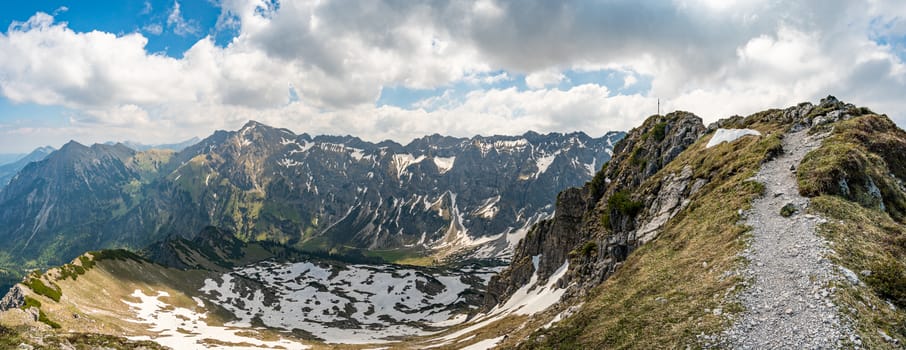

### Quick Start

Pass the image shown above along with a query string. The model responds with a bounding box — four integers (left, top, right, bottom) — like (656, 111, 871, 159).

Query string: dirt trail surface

(723, 129, 857, 349)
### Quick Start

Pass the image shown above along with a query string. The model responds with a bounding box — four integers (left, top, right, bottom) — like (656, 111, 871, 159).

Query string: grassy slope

(798, 115, 906, 348)
(0, 251, 328, 348)
(2, 253, 219, 335)
(512, 117, 786, 349)
(0, 324, 167, 350)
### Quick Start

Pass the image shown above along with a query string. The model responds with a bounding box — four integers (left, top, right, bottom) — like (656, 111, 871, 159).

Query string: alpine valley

(2, 97, 906, 350)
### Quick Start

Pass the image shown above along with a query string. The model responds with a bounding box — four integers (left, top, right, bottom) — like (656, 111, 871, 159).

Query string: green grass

(577, 241, 598, 257)
(652, 122, 668, 142)
(91, 249, 144, 262)
(22, 295, 42, 309)
(798, 115, 906, 221)
(780, 203, 798, 217)
(0, 325, 166, 349)
(608, 190, 644, 217)
(364, 247, 431, 265)
(25, 278, 61, 302)
(20, 296, 60, 329)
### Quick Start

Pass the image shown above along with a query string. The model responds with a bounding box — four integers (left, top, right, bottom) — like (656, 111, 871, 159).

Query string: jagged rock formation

(0, 285, 24, 311)
(487, 111, 706, 305)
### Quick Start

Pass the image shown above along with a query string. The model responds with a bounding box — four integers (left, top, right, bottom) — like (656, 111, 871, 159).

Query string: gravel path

(723, 129, 856, 349)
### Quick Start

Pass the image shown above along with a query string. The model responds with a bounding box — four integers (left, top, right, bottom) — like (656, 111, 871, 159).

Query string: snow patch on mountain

(392, 154, 427, 177)
(473, 195, 500, 219)
(495, 256, 569, 315)
(535, 151, 560, 178)
(433, 156, 456, 174)
(706, 128, 761, 148)
(422, 255, 569, 348)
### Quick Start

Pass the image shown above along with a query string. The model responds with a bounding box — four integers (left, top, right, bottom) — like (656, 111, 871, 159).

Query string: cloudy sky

(0, 0, 905, 153)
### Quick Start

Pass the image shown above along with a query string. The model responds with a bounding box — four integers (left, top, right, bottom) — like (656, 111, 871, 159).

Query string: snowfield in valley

(197, 260, 501, 344)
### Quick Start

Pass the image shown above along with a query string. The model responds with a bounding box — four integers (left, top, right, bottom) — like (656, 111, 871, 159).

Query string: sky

(1, 0, 906, 153)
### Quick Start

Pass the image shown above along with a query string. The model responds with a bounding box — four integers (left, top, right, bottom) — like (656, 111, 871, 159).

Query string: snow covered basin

(198, 260, 500, 344)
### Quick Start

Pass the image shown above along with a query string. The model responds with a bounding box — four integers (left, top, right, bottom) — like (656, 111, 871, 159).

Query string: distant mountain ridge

(0, 121, 623, 287)
(0, 154, 24, 166)
(103, 137, 201, 152)
(0, 146, 55, 187)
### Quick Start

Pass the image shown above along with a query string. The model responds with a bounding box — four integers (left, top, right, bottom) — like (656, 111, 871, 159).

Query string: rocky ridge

(490, 96, 898, 349)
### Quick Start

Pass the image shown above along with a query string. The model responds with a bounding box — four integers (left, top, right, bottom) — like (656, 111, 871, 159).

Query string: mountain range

(103, 137, 201, 152)
(0, 122, 623, 290)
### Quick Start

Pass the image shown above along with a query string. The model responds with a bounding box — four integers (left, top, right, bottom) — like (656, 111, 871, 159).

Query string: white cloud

(143, 23, 163, 35)
(525, 69, 566, 89)
(167, 0, 200, 36)
(1, 0, 906, 152)
(141, 1, 153, 15)
(622, 74, 637, 88)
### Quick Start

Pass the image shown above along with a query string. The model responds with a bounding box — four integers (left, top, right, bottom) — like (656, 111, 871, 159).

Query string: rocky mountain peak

(240, 119, 266, 130)
(57, 140, 89, 154)
(598, 111, 705, 201)
(486, 111, 705, 307)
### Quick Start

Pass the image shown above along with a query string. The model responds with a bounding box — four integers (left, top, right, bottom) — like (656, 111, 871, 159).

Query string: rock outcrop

(486, 111, 707, 305)
(0, 284, 25, 311)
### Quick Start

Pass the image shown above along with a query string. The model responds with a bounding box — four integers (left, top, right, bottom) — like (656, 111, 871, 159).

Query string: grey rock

(878, 330, 899, 344)
(24, 307, 39, 322)
(0, 284, 25, 311)
(840, 267, 861, 285)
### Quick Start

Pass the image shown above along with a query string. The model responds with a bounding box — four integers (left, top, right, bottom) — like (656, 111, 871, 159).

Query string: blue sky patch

(0, 0, 234, 57)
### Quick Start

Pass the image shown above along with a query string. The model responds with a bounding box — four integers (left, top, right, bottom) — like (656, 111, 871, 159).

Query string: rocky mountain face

(0, 122, 623, 286)
(0, 142, 148, 266)
(0, 146, 55, 187)
(486, 111, 706, 306)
